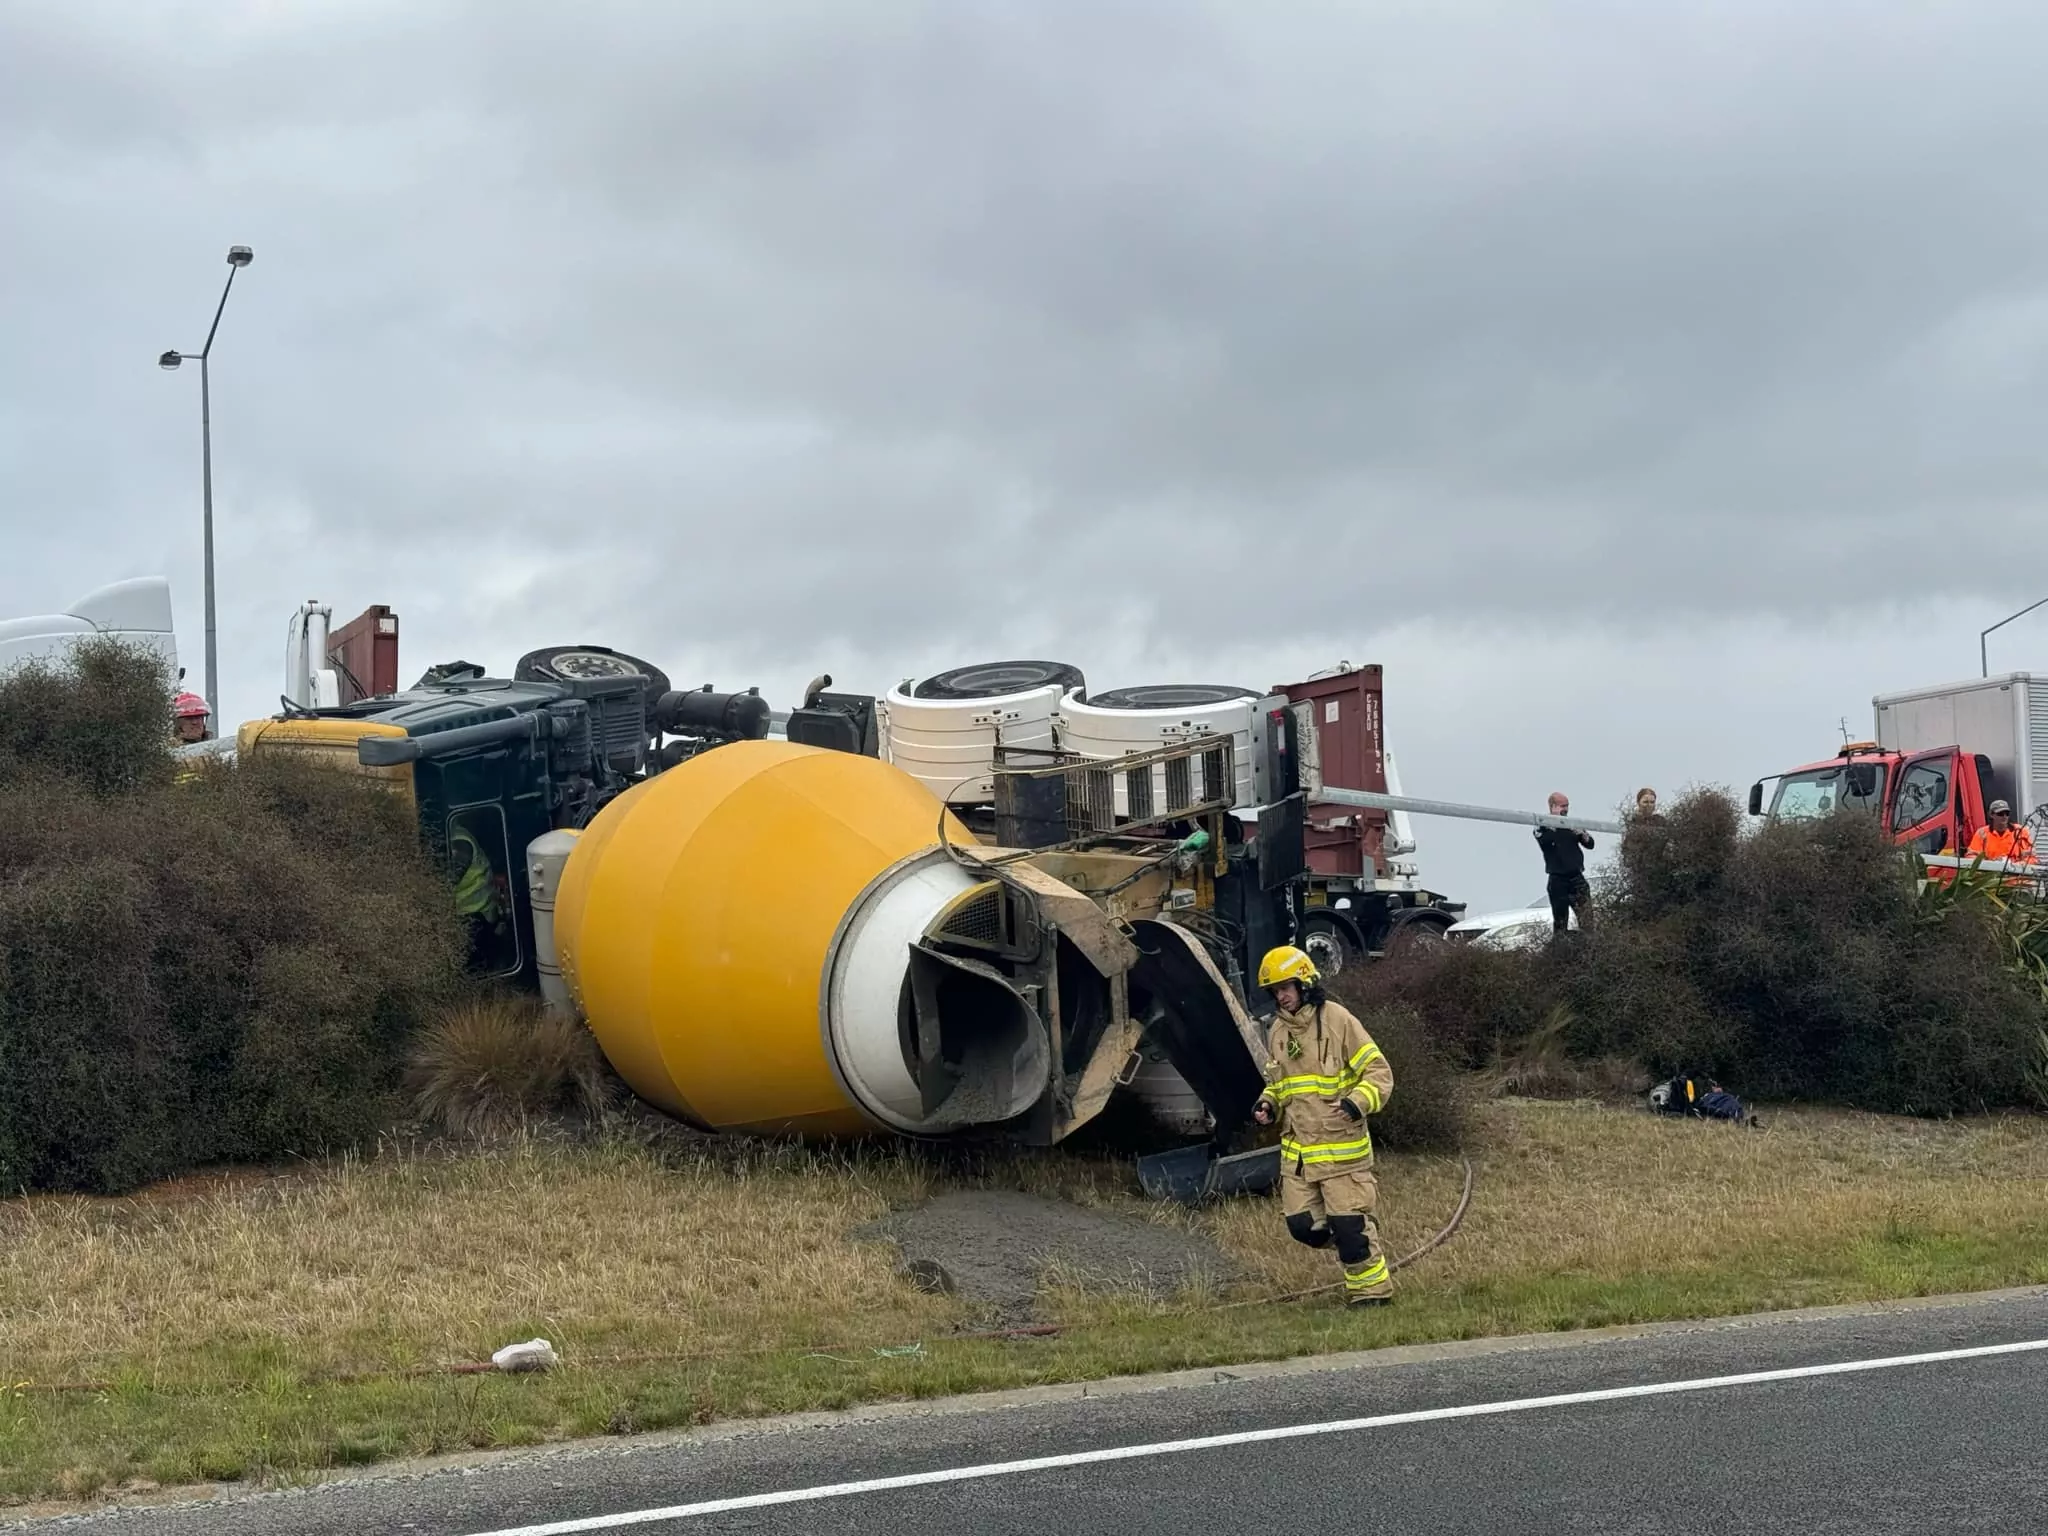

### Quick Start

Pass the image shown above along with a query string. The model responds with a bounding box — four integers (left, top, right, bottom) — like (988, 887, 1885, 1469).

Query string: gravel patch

(858, 1190, 1235, 1322)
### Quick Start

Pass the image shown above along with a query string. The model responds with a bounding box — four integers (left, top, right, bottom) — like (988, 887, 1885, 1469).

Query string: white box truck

(1874, 673, 2048, 836)
(1753, 672, 2048, 859)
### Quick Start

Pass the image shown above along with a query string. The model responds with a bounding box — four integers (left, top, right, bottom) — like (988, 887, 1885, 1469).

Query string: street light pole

(159, 245, 254, 739)
(1979, 595, 2048, 678)
(200, 349, 215, 736)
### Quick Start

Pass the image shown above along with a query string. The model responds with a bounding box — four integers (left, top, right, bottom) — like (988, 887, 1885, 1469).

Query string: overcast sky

(5, 0, 2046, 912)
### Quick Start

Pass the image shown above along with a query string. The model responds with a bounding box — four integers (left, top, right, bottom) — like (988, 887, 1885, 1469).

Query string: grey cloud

(5, 0, 2048, 832)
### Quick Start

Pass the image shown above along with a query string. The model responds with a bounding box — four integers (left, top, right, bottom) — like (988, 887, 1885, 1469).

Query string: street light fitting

(1981, 594, 2048, 677)
(227, 246, 254, 267)
(158, 350, 184, 370)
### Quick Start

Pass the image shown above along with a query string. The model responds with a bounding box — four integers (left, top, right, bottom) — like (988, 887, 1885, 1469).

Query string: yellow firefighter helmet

(1257, 944, 1320, 990)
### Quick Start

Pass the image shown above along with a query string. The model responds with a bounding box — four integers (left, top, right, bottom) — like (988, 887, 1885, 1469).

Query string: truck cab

(1752, 672, 2048, 861)
(0, 576, 181, 700)
(1751, 741, 1994, 857)
(236, 653, 816, 989)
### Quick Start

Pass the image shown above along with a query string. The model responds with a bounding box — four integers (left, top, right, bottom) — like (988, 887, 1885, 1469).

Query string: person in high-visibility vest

(451, 827, 502, 920)
(450, 825, 509, 970)
(1967, 800, 2036, 865)
(1251, 945, 1397, 1306)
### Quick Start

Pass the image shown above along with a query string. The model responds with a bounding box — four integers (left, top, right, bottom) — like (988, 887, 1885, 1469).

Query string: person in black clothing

(1534, 791, 1595, 935)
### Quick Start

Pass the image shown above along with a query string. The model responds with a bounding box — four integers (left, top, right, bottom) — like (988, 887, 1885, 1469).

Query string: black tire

(1085, 684, 1259, 710)
(1301, 911, 1363, 981)
(911, 659, 1085, 701)
(515, 645, 672, 703)
(1384, 909, 1453, 958)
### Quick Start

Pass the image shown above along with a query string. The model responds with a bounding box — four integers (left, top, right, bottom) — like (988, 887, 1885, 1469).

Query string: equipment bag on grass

(1650, 1072, 1748, 1122)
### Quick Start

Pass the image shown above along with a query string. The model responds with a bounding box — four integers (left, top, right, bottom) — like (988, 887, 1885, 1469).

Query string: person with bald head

(1533, 791, 1595, 936)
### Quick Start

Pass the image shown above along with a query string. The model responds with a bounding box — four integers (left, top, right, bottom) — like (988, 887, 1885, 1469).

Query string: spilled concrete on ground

(857, 1189, 1234, 1323)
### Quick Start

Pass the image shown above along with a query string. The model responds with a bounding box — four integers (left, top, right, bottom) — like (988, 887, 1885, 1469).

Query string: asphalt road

(12, 1288, 2048, 1535)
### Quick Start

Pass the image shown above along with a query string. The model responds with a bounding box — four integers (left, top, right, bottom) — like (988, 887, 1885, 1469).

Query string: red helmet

(172, 691, 210, 720)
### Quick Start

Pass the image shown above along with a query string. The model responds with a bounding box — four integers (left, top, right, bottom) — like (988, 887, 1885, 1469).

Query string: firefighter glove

(1337, 1097, 1363, 1122)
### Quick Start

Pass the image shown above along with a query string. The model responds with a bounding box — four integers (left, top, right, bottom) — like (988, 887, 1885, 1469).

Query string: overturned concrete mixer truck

(238, 647, 1454, 1169)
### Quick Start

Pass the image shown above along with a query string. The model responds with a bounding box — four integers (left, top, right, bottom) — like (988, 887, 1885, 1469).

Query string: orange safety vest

(1967, 824, 2035, 863)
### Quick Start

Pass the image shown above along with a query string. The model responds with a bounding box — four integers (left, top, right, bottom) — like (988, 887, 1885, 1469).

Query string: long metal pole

(1314, 786, 1627, 836)
(192, 261, 239, 738)
(200, 353, 216, 738)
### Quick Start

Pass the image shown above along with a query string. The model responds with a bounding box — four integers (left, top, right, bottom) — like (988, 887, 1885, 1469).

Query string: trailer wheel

(1384, 909, 1453, 958)
(1302, 912, 1362, 979)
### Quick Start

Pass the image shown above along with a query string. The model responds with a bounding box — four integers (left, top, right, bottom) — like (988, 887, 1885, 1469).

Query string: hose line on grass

(1198, 1150, 1476, 1312)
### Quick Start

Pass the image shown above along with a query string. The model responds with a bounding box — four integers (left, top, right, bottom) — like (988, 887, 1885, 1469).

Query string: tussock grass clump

(0, 640, 469, 1194)
(407, 995, 611, 1137)
(1351, 789, 2048, 1116)
(1478, 1003, 1653, 1101)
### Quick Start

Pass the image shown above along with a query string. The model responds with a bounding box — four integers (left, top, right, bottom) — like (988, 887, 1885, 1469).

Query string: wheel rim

(547, 650, 644, 682)
(1389, 920, 1447, 955)
(1303, 927, 1346, 979)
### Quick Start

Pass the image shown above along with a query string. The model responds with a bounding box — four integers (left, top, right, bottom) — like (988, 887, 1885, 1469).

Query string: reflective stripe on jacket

(452, 837, 499, 918)
(1258, 999, 1394, 1171)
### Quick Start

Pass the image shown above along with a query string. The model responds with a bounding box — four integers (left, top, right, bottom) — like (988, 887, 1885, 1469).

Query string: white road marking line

(462, 1335, 2048, 1535)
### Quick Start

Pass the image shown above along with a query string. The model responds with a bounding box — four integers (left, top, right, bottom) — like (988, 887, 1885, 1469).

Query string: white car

(1446, 898, 1575, 951)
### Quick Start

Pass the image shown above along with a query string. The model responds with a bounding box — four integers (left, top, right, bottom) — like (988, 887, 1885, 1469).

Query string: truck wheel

(515, 645, 672, 704)
(1384, 909, 1452, 958)
(1302, 913, 1362, 980)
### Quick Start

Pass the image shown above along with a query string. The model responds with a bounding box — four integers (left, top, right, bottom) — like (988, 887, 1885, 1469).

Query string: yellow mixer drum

(553, 739, 979, 1136)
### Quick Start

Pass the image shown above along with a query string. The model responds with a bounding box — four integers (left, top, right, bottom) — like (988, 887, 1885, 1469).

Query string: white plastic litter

(491, 1338, 559, 1373)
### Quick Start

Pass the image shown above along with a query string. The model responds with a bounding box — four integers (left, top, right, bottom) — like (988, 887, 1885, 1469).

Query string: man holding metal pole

(1534, 791, 1595, 935)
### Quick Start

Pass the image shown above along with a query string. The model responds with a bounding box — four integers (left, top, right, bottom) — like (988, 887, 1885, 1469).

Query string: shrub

(1352, 787, 2048, 1117)
(406, 995, 611, 1138)
(0, 636, 175, 795)
(1325, 984, 1469, 1153)
(0, 644, 469, 1193)
(1344, 942, 1566, 1069)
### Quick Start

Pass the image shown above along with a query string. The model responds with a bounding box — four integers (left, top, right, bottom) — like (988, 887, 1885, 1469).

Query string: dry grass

(1197, 1099, 2048, 1311)
(0, 1138, 956, 1386)
(405, 997, 612, 1138)
(5, 1099, 2048, 1507)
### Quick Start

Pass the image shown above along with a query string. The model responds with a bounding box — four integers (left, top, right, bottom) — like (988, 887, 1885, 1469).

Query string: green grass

(5, 1099, 2048, 1508)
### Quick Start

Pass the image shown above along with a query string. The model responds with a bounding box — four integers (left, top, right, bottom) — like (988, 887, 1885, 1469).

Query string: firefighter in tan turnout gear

(1251, 945, 1396, 1305)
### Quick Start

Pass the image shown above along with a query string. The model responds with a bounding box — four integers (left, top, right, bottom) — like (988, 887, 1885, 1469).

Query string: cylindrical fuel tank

(553, 739, 986, 1136)
(525, 828, 580, 1017)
